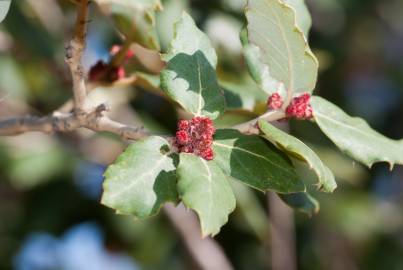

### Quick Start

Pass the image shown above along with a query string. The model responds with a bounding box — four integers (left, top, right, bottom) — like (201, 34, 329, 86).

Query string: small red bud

(178, 120, 190, 130)
(201, 148, 214, 161)
(175, 116, 216, 161)
(285, 93, 313, 120)
(176, 130, 190, 144)
(267, 93, 283, 110)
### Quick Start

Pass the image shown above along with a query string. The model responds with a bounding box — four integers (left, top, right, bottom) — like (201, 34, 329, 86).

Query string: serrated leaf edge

(245, 0, 319, 93)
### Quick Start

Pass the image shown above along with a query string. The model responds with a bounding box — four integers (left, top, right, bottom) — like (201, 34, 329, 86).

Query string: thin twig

(234, 110, 285, 134)
(65, 0, 90, 117)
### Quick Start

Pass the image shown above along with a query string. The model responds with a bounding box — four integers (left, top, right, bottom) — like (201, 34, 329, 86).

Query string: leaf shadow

(165, 50, 224, 116)
(151, 166, 178, 214)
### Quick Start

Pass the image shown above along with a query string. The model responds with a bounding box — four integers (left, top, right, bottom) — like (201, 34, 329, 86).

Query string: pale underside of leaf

(0, 0, 11, 23)
(160, 12, 225, 119)
(245, 0, 318, 94)
(243, 43, 284, 96)
(101, 136, 177, 219)
(282, 0, 312, 37)
(213, 129, 305, 193)
(258, 120, 336, 192)
(177, 154, 236, 237)
(311, 96, 403, 169)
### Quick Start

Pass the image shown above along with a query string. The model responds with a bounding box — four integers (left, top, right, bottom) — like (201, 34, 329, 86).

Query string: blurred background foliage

(1, 0, 403, 269)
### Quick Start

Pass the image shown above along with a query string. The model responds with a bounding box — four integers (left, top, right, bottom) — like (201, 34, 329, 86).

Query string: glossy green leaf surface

(259, 120, 336, 192)
(213, 129, 305, 193)
(102, 136, 177, 219)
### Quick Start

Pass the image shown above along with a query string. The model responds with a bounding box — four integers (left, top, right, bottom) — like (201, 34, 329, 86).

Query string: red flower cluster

(175, 117, 216, 161)
(267, 93, 283, 110)
(88, 45, 135, 82)
(267, 92, 313, 120)
(285, 93, 313, 119)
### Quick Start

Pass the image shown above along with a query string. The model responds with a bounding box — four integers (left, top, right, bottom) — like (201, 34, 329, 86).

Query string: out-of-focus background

(1, 0, 403, 269)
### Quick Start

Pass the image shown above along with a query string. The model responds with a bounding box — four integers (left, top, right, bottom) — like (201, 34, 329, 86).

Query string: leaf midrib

(201, 158, 214, 229)
(108, 154, 169, 200)
(213, 141, 294, 177)
(315, 111, 394, 146)
(250, 0, 294, 91)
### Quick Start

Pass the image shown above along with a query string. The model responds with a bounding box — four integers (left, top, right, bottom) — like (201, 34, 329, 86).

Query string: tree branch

(0, 113, 79, 136)
(65, 0, 90, 117)
(0, 104, 149, 140)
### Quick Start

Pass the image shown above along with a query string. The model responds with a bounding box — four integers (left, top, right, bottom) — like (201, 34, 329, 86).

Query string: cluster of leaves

(98, 0, 403, 237)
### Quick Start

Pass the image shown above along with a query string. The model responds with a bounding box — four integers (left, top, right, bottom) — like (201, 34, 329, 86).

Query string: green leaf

(311, 96, 403, 169)
(177, 154, 236, 237)
(94, 0, 162, 50)
(0, 0, 11, 23)
(160, 12, 226, 119)
(101, 136, 178, 219)
(241, 28, 280, 96)
(213, 129, 305, 193)
(220, 74, 268, 111)
(245, 0, 318, 94)
(283, 0, 312, 37)
(278, 192, 319, 215)
(258, 120, 336, 192)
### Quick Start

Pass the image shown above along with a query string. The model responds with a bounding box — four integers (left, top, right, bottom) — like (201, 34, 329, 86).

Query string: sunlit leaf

(177, 153, 236, 237)
(102, 136, 178, 219)
(311, 96, 403, 169)
(245, 0, 318, 95)
(283, 0, 312, 37)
